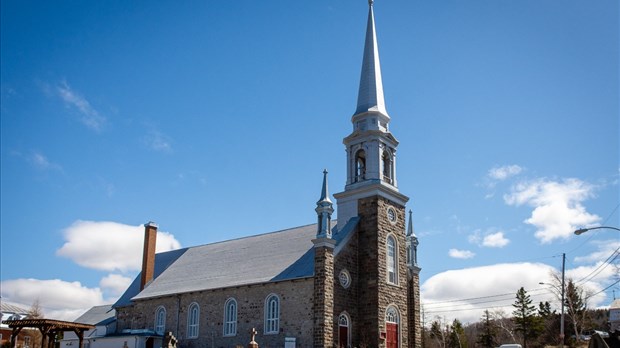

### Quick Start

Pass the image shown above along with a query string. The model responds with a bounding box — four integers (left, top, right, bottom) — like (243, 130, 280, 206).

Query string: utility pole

(560, 252, 565, 348)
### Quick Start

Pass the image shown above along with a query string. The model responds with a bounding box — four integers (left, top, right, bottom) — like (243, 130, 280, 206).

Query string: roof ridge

(173, 221, 335, 250)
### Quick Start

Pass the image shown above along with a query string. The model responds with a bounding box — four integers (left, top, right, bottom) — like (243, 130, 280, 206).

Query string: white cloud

(504, 178, 600, 243)
(0, 278, 106, 321)
(468, 230, 510, 248)
(448, 249, 475, 259)
(29, 151, 62, 171)
(143, 127, 173, 153)
(574, 239, 620, 264)
(57, 81, 106, 131)
(56, 220, 181, 272)
(482, 231, 510, 248)
(488, 165, 523, 181)
(99, 274, 133, 298)
(422, 263, 556, 324)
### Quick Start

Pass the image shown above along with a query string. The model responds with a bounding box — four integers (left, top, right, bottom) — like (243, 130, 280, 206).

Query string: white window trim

(187, 302, 200, 339)
(386, 234, 398, 285)
(155, 306, 166, 335)
(339, 269, 351, 289)
(264, 294, 280, 335)
(223, 298, 238, 337)
(338, 312, 351, 348)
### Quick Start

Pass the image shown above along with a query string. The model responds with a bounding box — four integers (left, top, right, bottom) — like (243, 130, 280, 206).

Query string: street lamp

(539, 253, 566, 347)
(574, 226, 620, 235)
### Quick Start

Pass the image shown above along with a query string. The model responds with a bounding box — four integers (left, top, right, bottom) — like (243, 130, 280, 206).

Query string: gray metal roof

(1, 301, 29, 315)
(118, 220, 358, 303)
(114, 248, 189, 307)
(112, 220, 358, 305)
(133, 224, 317, 300)
(74, 305, 116, 325)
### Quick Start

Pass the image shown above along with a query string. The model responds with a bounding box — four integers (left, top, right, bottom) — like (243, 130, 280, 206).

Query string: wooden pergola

(2, 319, 95, 348)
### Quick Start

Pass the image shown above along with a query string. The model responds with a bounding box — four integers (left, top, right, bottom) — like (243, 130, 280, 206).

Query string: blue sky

(1, 0, 618, 323)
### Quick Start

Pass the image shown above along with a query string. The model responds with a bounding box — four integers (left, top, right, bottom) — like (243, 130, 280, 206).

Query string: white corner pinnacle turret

(406, 210, 420, 270)
(407, 209, 415, 237)
(354, 0, 388, 120)
(316, 169, 334, 239)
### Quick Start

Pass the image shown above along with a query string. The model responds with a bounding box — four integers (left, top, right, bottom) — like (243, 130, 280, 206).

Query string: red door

(386, 323, 399, 348)
(339, 326, 348, 347)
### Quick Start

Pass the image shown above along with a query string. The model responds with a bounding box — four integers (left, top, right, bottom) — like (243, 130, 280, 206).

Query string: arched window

(338, 313, 351, 348)
(386, 306, 399, 324)
(382, 150, 393, 184)
(187, 303, 199, 338)
(387, 235, 397, 284)
(355, 150, 366, 182)
(264, 294, 280, 334)
(155, 306, 166, 335)
(223, 298, 237, 337)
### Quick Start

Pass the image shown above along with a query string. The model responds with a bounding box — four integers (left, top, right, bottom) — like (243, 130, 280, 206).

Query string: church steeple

(334, 0, 408, 228)
(315, 169, 334, 239)
(355, 0, 388, 118)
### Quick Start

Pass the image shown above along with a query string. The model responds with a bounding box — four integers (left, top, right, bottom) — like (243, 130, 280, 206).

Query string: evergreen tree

(476, 310, 498, 348)
(512, 287, 541, 348)
(447, 319, 467, 348)
(430, 320, 446, 348)
(538, 301, 554, 318)
(537, 301, 559, 346)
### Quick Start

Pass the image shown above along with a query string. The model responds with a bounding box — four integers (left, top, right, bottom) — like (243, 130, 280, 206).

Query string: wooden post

(10, 327, 23, 348)
(77, 329, 85, 348)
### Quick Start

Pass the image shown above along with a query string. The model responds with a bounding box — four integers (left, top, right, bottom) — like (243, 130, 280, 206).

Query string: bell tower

(334, 0, 408, 229)
(333, 1, 420, 347)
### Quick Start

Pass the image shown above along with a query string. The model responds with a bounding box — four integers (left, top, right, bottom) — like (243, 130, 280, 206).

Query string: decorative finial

(369, 0, 374, 6)
(407, 209, 415, 237)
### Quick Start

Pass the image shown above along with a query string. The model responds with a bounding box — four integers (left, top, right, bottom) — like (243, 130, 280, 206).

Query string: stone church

(113, 2, 422, 347)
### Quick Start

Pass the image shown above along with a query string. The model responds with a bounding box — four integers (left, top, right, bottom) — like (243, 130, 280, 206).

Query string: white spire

(317, 169, 332, 205)
(316, 170, 334, 238)
(407, 209, 416, 237)
(354, 1, 388, 117)
(406, 209, 419, 269)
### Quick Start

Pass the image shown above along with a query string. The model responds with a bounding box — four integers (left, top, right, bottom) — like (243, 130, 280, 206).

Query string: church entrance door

(338, 326, 348, 347)
(386, 323, 398, 348)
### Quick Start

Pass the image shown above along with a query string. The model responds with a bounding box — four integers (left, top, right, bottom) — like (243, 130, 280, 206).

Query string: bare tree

(490, 309, 516, 343)
(25, 299, 44, 348)
(27, 299, 44, 319)
(549, 274, 590, 342)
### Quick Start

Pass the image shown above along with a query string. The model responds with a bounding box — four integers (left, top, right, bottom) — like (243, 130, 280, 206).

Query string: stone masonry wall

(313, 245, 335, 348)
(357, 195, 409, 348)
(116, 278, 314, 348)
(407, 269, 422, 348)
(334, 228, 359, 347)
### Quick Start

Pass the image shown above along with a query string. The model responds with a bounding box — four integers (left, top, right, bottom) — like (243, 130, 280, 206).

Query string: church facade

(113, 2, 422, 348)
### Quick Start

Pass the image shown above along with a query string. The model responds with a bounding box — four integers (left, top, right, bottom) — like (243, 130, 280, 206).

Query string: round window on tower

(339, 269, 351, 289)
(386, 207, 397, 225)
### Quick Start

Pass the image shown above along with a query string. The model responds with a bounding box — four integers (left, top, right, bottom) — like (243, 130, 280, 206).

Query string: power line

(575, 247, 619, 284)
(585, 279, 620, 300)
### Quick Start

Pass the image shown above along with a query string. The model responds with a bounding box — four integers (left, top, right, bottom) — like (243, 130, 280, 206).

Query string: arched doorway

(338, 313, 350, 348)
(385, 306, 399, 348)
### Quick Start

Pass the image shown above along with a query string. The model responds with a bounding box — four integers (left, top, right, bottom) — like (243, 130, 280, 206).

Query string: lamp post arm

(574, 226, 620, 235)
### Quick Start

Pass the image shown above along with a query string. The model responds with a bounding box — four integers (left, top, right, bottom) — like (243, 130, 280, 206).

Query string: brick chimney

(140, 221, 158, 291)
